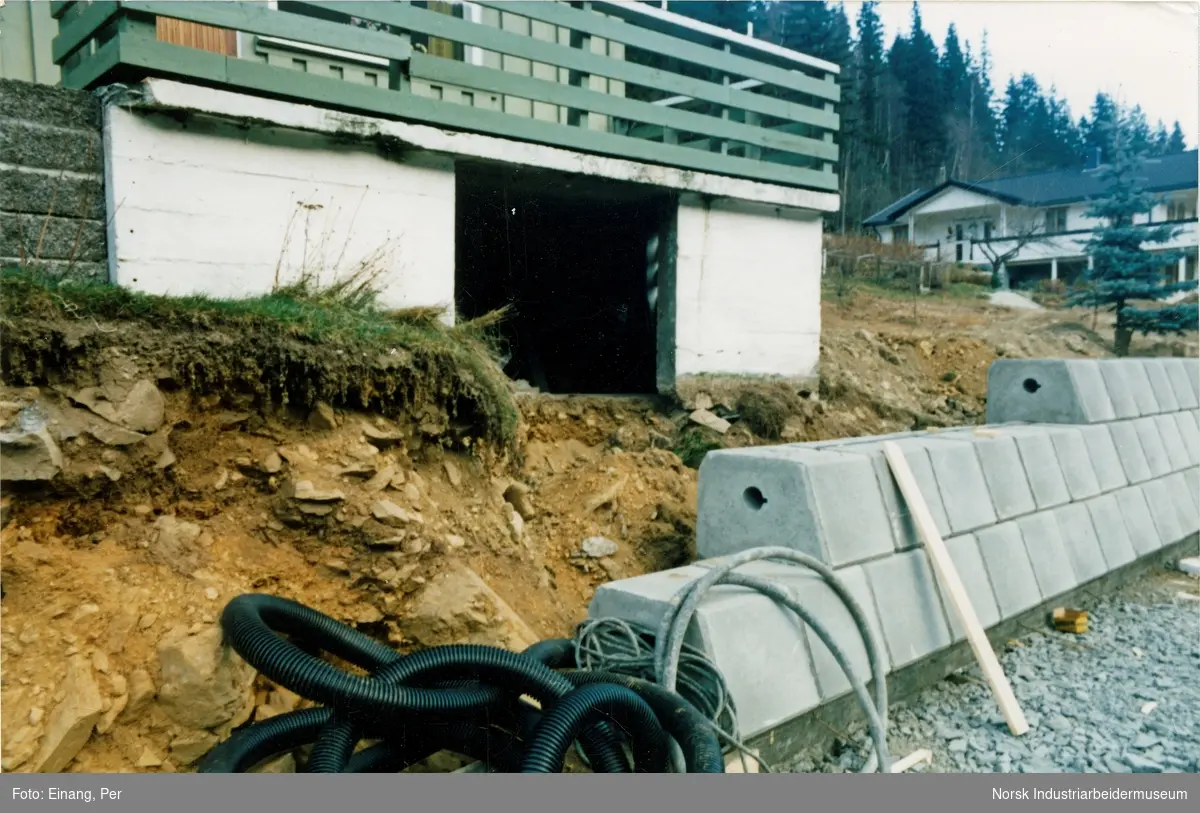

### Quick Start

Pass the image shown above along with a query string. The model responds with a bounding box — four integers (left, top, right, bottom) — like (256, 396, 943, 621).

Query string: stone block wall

(590, 357, 1200, 741)
(0, 78, 107, 281)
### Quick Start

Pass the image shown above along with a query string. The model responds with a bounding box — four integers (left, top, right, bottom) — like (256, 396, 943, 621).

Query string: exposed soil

(2, 284, 1195, 774)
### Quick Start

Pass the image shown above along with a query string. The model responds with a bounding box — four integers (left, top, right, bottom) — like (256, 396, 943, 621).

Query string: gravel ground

(786, 567, 1200, 774)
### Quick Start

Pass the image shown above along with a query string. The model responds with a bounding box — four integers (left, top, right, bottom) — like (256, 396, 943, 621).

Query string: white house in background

(863, 150, 1198, 290)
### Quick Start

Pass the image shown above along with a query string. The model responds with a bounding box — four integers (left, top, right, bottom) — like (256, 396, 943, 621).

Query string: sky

(839, 1, 1199, 147)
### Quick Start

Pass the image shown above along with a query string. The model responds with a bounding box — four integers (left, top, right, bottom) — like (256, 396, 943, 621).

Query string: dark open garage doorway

(456, 162, 674, 395)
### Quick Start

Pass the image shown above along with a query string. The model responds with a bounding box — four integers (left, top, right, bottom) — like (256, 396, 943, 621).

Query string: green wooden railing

(50, 0, 841, 192)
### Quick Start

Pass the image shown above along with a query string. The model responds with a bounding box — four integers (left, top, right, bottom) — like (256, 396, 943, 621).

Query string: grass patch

(1, 266, 519, 450)
(674, 428, 722, 469)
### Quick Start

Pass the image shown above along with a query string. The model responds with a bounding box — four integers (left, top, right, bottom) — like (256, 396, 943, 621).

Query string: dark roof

(863, 149, 1199, 228)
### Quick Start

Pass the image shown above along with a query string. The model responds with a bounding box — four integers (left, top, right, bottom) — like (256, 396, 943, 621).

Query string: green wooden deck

(50, 0, 841, 193)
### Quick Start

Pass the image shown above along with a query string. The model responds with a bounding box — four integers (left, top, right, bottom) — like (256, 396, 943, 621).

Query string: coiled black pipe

(519, 683, 668, 773)
(203, 593, 720, 774)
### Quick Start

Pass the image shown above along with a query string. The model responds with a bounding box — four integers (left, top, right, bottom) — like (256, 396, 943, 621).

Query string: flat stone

(363, 465, 395, 493)
(1114, 487, 1164, 561)
(371, 499, 415, 527)
(1016, 512, 1079, 599)
(291, 480, 345, 502)
(361, 422, 406, 447)
(976, 522, 1043, 618)
(690, 408, 731, 434)
(863, 549, 951, 669)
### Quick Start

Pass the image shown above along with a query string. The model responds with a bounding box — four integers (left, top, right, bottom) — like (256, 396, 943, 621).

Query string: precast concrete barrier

(588, 357, 1200, 743)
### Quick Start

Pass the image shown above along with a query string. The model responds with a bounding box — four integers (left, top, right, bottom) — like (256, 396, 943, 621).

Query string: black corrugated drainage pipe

(197, 594, 722, 774)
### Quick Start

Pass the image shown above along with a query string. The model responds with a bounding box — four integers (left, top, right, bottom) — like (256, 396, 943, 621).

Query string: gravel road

(786, 566, 1200, 774)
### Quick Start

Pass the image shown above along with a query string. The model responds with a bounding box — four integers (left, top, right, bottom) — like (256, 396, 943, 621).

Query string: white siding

(674, 196, 822, 380)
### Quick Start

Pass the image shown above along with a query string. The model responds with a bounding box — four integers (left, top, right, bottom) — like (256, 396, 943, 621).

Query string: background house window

(892, 225, 909, 243)
(983, 220, 994, 240)
(1044, 207, 1068, 234)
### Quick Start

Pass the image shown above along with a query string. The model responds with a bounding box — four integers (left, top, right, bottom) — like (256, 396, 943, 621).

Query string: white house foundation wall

(671, 194, 823, 400)
(103, 101, 457, 317)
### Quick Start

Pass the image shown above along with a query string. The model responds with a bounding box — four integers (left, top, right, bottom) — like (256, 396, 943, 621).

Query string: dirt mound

(0, 271, 517, 450)
(0, 380, 696, 773)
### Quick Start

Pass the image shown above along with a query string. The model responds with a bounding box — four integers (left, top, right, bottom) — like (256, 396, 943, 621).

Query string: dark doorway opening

(456, 162, 673, 394)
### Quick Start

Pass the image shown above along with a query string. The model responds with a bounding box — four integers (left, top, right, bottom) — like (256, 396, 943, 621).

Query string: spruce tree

(1167, 122, 1188, 152)
(1070, 111, 1198, 356)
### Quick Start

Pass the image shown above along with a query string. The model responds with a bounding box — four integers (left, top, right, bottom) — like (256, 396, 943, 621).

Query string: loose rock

(156, 626, 256, 730)
(31, 655, 104, 772)
(503, 483, 536, 520)
(689, 408, 731, 434)
(364, 466, 396, 493)
(581, 536, 619, 558)
(307, 403, 338, 431)
(291, 480, 345, 502)
(405, 565, 539, 651)
(0, 427, 63, 481)
(372, 499, 416, 527)
(169, 732, 219, 766)
(442, 460, 462, 488)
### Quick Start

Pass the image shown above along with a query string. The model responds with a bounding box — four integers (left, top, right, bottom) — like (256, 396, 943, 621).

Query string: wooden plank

(301, 1, 838, 132)
(889, 748, 932, 773)
(881, 441, 1030, 738)
(58, 30, 122, 90)
(122, 1, 412, 62)
(108, 37, 839, 191)
(51, 0, 121, 63)
(473, 0, 840, 102)
(410, 53, 838, 163)
(156, 18, 238, 57)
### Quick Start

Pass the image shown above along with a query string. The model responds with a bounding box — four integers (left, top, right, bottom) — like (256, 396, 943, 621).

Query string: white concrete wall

(673, 195, 822, 380)
(103, 105, 457, 317)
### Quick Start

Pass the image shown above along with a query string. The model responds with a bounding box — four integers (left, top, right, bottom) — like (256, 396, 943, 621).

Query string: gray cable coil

(652, 546, 891, 774)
